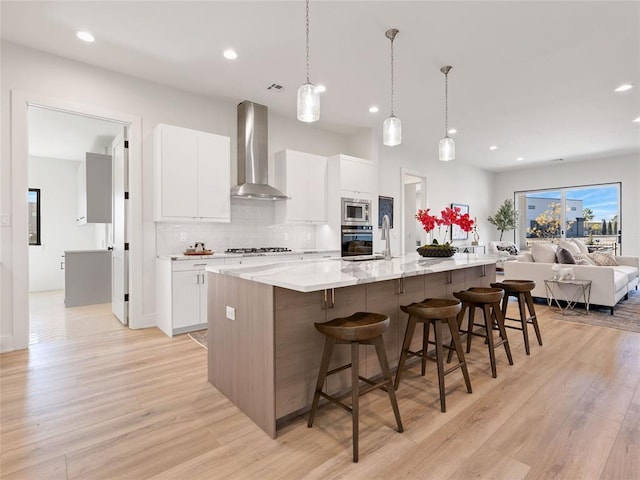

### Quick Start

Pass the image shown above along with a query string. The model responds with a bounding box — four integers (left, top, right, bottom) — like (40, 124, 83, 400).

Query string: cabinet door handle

(195, 274, 200, 285)
(201, 273, 205, 284)
(60, 262, 65, 270)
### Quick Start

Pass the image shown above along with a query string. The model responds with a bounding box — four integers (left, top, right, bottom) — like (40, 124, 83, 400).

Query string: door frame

(9, 90, 143, 350)
(400, 168, 427, 256)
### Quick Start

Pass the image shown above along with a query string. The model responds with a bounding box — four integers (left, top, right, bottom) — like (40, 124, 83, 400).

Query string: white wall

(0, 41, 352, 349)
(375, 140, 496, 255)
(28, 156, 100, 292)
(493, 154, 640, 256)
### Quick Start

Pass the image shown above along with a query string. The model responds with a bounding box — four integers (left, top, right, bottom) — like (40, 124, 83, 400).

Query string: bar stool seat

(449, 287, 513, 378)
(395, 298, 472, 413)
(491, 280, 542, 355)
(308, 312, 403, 463)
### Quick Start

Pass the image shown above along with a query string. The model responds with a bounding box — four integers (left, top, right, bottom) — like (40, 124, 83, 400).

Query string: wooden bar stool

(307, 312, 403, 463)
(449, 287, 513, 378)
(491, 280, 543, 355)
(394, 299, 472, 413)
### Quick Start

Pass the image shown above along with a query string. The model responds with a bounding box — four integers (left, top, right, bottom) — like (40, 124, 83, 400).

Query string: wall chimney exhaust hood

(231, 101, 288, 200)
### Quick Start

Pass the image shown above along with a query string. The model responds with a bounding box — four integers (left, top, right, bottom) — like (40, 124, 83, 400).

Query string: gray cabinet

(77, 152, 112, 224)
(64, 250, 112, 307)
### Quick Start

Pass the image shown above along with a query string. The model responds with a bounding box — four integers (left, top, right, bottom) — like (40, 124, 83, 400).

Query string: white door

(111, 130, 129, 324)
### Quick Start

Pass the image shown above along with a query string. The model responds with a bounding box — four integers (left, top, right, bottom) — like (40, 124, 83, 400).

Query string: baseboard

(0, 334, 15, 353)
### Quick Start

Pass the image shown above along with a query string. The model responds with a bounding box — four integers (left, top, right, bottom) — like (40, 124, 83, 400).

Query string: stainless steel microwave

(341, 197, 371, 225)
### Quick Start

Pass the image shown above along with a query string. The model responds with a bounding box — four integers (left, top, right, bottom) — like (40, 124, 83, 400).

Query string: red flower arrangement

(416, 206, 474, 246)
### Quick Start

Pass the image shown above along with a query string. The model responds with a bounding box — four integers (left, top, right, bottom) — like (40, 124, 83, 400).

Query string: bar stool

(491, 280, 543, 355)
(307, 312, 403, 463)
(450, 287, 513, 378)
(394, 299, 472, 413)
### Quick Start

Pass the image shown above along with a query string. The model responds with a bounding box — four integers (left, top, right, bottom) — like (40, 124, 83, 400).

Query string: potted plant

(416, 206, 474, 257)
(488, 199, 519, 241)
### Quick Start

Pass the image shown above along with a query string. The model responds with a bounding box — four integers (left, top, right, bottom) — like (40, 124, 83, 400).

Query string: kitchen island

(206, 253, 496, 437)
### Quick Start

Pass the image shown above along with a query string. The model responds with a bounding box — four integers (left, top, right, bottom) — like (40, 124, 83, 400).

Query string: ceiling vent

(267, 83, 284, 91)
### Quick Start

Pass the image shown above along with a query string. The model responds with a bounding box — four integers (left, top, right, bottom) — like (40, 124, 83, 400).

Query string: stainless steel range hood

(230, 101, 288, 200)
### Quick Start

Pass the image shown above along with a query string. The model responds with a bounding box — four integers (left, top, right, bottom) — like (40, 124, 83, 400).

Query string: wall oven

(341, 197, 371, 226)
(341, 225, 373, 257)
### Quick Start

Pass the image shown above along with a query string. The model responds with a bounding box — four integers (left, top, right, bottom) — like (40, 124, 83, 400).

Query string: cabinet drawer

(171, 259, 225, 272)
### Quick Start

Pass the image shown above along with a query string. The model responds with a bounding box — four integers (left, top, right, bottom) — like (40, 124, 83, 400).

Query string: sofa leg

(610, 307, 614, 315)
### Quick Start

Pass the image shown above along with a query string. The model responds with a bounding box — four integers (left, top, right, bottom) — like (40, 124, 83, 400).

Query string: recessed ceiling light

(489, 145, 498, 150)
(614, 83, 633, 93)
(448, 128, 457, 135)
(223, 49, 238, 60)
(316, 85, 326, 93)
(369, 106, 379, 113)
(516, 157, 524, 161)
(633, 116, 640, 123)
(76, 31, 95, 42)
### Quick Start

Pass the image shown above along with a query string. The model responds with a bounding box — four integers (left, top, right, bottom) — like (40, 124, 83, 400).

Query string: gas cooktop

(225, 247, 292, 254)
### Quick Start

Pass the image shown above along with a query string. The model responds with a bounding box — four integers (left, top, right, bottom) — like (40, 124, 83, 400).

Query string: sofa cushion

(574, 252, 595, 265)
(531, 243, 557, 263)
(614, 270, 629, 292)
(559, 240, 580, 255)
(614, 265, 639, 284)
(556, 247, 576, 264)
(571, 238, 590, 254)
(591, 251, 619, 266)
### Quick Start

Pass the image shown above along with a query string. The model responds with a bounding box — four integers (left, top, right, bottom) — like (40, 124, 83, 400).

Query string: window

(515, 183, 621, 253)
(28, 188, 41, 246)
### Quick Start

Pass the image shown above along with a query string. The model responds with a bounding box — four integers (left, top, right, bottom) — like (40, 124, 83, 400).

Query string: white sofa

(503, 249, 639, 314)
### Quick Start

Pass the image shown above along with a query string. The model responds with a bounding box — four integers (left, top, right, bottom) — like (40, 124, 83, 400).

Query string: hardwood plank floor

(2, 292, 639, 479)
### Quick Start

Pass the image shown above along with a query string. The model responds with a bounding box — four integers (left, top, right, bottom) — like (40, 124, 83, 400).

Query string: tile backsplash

(156, 199, 317, 255)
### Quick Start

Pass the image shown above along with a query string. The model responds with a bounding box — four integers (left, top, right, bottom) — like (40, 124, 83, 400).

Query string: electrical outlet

(226, 306, 236, 321)
(0, 214, 10, 227)
(179, 232, 187, 242)
(283, 232, 289, 241)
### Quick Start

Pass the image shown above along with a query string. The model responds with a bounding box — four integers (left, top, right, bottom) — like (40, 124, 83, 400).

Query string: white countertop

(158, 249, 338, 261)
(206, 253, 498, 292)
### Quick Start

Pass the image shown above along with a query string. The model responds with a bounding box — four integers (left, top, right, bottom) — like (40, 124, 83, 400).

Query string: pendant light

(439, 65, 455, 161)
(383, 28, 401, 146)
(297, 0, 319, 122)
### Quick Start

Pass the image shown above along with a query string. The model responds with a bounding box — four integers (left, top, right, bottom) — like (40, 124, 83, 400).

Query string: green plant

(488, 199, 519, 241)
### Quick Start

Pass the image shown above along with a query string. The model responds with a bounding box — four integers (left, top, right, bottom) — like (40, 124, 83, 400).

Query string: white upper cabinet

(337, 154, 375, 198)
(275, 149, 327, 224)
(153, 123, 230, 222)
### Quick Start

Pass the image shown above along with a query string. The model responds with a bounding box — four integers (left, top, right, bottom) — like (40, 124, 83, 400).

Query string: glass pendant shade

(383, 115, 402, 146)
(297, 82, 320, 123)
(439, 136, 455, 162)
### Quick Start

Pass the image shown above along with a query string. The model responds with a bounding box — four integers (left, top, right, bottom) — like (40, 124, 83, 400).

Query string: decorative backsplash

(156, 200, 316, 255)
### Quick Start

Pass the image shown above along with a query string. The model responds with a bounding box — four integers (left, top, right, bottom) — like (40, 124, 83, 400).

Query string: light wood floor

(2, 296, 639, 479)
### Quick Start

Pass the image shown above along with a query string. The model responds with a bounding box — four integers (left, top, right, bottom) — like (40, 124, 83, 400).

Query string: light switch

(226, 306, 236, 321)
(179, 232, 187, 242)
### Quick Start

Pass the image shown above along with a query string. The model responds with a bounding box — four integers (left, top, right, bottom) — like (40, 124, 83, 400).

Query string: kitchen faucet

(381, 214, 392, 260)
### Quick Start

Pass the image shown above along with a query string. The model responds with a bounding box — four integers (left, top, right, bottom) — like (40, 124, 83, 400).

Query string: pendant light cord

(390, 35, 395, 116)
(444, 71, 449, 137)
(305, 0, 310, 84)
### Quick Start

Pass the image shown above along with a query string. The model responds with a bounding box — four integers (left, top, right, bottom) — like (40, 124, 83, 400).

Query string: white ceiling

(28, 107, 125, 161)
(3, 1, 639, 172)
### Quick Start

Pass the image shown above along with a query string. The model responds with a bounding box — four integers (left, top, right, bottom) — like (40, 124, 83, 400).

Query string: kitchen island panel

(207, 273, 276, 437)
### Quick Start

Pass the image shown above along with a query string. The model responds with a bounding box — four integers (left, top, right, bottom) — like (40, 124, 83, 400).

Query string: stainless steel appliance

(341, 197, 371, 225)
(341, 225, 373, 257)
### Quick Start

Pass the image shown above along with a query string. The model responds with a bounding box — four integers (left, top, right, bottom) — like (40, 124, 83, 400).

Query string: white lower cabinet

(156, 257, 226, 337)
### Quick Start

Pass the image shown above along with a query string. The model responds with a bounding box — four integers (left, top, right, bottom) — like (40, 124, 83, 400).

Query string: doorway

(9, 90, 143, 351)
(27, 106, 127, 343)
(401, 169, 427, 256)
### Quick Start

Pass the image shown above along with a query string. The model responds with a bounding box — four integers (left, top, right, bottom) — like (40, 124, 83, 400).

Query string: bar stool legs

(308, 312, 403, 463)
(395, 299, 471, 413)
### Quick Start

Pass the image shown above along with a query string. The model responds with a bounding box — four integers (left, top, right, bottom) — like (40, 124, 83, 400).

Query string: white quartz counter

(207, 253, 497, 292)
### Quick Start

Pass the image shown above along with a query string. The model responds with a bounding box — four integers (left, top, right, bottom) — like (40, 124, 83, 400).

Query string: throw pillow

(496, 243, 519, 255)
(590, 251, 619, 266)
(574, 252, 595, 265)
(556, 247, 576, 264)
(559, 240, 580, 255)
(571, 238, 590, 254)
(530, 243, 557, 263)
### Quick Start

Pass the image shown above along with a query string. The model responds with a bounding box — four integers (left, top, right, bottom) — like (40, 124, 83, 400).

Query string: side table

(544, 279, 592, 315)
